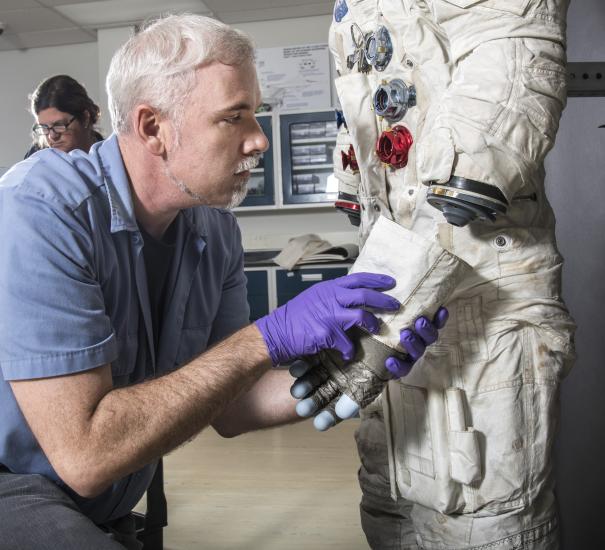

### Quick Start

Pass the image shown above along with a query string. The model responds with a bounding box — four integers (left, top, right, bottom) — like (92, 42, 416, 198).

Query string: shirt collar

(94, 133, 210, 240)
(93, 133, 138, 234)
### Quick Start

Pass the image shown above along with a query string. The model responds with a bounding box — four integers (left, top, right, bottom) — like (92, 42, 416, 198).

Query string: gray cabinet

(244, 264, 350, 322)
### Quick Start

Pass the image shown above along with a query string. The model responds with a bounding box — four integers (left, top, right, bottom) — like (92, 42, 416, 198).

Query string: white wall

(0, 42, 98, 169)
(236, 14, 332, 47)
(97, 27, 135, 137)
(0, 13, 357, 247)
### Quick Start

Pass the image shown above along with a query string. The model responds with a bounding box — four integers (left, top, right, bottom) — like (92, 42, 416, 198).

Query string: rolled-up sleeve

(208, 214, 250, 346)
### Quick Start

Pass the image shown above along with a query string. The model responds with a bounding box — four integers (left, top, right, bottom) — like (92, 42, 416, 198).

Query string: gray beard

(163, 162, 248, 209)
(226, 182, 248, 209)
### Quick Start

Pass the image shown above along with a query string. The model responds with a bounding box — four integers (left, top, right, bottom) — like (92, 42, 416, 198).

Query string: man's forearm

(212, 368, 300, 438)
(73, 324, 273, 496)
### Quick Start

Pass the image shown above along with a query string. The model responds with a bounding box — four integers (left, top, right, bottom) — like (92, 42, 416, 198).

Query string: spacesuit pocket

(386, 350, 473, 513)
(469, 388, 528, 512)
(449, 430, 481, 485)
(446, 387, 482, 485)
(394, 384, 435, 479)
(440, 0, 531, 16)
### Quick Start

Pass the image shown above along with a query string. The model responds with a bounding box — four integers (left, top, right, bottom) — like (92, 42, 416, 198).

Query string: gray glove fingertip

(313, 410, 337, 431)
(289, 359, 311, 378)
(334, 394, 360, 419)
(296, 397, 319, 418)
(290, 380, 313, 399)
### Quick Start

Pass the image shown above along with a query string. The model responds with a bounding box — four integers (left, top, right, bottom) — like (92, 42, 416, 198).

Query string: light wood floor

(154, 419, 369, 549)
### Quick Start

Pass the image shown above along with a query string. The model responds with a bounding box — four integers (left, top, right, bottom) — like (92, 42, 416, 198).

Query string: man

(321, 1, 576, 549)
(0, 14, 441, 549)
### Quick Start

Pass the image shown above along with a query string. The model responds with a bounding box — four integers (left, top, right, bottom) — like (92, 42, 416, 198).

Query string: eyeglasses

(32, 116, 76, 137)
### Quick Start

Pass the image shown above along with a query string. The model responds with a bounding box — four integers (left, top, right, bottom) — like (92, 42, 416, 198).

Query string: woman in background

(26, 74, 103, 158)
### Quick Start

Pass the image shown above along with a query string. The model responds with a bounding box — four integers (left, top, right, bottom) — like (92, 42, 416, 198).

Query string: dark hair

(30, 75, 100, 125)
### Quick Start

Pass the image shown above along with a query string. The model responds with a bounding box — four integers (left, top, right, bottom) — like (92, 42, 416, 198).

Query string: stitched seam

(400, 250, 447, 309)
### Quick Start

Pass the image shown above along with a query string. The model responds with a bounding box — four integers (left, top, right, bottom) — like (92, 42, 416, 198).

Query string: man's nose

(244, 120, 269, 155)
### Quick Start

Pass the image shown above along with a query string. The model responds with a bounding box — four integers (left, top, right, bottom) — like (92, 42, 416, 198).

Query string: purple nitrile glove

(255, 272, 400, 365)
(384, 306, 449, 378)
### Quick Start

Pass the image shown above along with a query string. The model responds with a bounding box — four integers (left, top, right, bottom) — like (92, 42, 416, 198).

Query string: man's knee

(0, 472, 123, 550)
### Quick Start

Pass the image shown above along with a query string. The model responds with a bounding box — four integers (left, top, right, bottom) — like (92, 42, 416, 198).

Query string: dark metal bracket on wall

(567, 62, 605, 97)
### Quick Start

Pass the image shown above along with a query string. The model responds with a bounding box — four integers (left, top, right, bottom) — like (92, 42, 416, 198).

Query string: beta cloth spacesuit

(328, 1, 576, 548)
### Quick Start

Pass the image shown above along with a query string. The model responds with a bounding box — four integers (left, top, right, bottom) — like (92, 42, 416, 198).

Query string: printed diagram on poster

(256, 43, 331, 110)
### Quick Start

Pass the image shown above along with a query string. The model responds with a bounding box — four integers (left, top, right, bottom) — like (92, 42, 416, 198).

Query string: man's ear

(131, 104, 172, 156)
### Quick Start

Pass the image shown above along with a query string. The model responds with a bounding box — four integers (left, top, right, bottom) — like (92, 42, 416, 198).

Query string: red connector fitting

(341, 144, 359, 172)
(376, 125, 413, 169)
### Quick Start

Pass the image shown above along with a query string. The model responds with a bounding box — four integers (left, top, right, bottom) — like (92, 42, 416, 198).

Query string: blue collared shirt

(0, 135, 250, 523)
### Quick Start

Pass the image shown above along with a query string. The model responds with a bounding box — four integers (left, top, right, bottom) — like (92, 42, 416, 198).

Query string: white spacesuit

(328, 1, 576, 548)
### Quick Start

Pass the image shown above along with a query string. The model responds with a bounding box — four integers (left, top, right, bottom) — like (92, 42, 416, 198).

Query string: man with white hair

(0, 13, 444, 549)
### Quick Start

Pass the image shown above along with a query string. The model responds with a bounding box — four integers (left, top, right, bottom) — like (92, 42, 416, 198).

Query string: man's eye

(224, 115, 240, 124)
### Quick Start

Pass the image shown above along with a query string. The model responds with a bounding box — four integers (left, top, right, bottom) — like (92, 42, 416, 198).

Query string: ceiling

(0, 0, 335, 51)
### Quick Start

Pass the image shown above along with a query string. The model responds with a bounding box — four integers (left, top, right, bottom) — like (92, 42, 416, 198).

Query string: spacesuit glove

(255, 272, 400, 366)
(290, 307, 449, 431)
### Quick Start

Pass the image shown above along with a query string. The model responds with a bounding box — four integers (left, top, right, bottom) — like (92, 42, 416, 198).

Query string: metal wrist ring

(376, 125, 413, 169)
